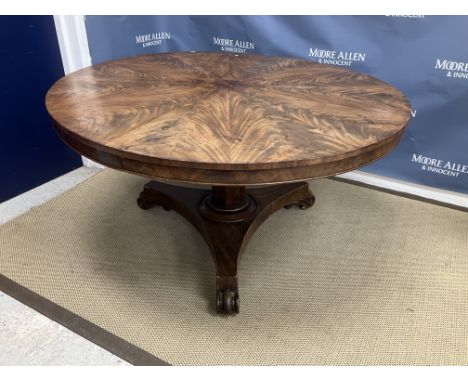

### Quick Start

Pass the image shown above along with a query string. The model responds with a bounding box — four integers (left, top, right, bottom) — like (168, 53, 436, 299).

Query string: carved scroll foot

(216, 276, 239, 314)
(137, 186, 171, 210)
(284, 189, 315, 210)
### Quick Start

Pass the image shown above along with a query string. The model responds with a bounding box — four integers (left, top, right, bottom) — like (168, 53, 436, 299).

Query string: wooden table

(46, 52, 411, 314)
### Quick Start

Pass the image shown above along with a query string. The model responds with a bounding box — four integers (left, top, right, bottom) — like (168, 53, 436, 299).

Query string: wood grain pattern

(46, 52, 411, 185)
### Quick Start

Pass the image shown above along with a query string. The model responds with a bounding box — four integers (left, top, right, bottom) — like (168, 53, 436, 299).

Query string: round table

(46, 52, 411, 314)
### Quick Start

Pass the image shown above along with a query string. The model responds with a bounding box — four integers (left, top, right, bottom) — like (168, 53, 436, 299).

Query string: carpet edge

(0, 273, 170, 366)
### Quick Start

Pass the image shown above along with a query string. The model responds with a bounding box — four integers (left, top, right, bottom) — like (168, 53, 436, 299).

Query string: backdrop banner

(85, 16, 468, 195)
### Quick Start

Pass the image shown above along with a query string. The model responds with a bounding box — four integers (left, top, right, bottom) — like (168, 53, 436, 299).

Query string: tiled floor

(0, 166, 129, 366)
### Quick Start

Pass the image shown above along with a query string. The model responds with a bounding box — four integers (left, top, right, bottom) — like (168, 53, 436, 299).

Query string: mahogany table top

(46, 52, 411, 185)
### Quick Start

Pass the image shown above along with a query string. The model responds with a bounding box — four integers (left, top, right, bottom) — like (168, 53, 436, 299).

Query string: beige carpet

(0, 169, 467, 365)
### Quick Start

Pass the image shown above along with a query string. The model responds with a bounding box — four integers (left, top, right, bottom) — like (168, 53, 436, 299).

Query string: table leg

(136, 180, 315, 314)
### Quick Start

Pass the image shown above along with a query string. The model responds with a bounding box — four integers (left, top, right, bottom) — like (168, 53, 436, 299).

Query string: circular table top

(46, 52, 411, 185)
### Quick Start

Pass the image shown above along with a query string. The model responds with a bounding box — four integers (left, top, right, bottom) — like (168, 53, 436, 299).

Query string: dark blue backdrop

(85, 16, 468, 195)
(0, 16, 82, 202)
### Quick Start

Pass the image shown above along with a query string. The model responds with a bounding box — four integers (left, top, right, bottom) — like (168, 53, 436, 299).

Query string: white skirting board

(336, 170, 468, 209)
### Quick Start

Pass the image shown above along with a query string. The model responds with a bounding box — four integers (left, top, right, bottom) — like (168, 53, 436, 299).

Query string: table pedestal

(137, 181, 315, 314)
